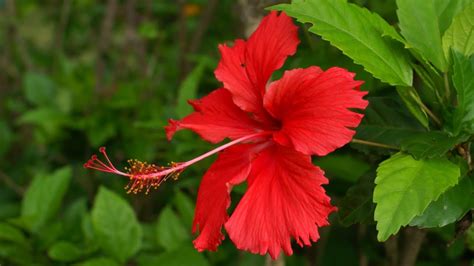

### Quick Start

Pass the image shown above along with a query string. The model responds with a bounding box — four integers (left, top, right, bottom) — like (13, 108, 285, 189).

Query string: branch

(399, 227, 426, 266)
(384, 234, 399, 266)
(95, 0, 117, 92)
(351, 138, 400, 150)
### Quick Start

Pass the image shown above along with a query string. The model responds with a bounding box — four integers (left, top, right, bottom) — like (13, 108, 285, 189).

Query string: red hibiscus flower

(85, 11, 368, 259)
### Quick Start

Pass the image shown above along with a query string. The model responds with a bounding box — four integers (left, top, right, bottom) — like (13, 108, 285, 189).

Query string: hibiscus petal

(263, 67, 368, 156)
(225, 144, 336, 259)
(193, 143, 258, 251)
(214, 11, 299, 114)
(165, 88, 261, 143)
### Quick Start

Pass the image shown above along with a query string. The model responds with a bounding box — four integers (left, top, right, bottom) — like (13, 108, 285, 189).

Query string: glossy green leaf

(396, 87, 429, 128)
(91, 187, 142, 263)
(273, 0, 413, 86)
(397, 0, 447, 71)
(156, 206, 189, 251)
(137, 245, 209, 266)
(21, 167, 71, 232)
(401, 131, 467, 159)
(451, 52, 474, 135)
(443, 1, 474, 59)
(410, 175, 473, 228)
(353, 96, 426, 153)
(436, 0, 472, 34)
(374, 153, 460, 241)
(48, 241, 84, 262)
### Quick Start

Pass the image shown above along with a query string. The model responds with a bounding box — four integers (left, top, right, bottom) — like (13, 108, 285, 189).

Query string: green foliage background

(0, 0, 473, 265)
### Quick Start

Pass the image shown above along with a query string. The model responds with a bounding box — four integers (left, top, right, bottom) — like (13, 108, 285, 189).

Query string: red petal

(264, 67, 368, 156)
(192, 143, 259, 251)
(225, 144, 336, 259)
(214, 11, 299, 114)
(165, 88, 261, 143)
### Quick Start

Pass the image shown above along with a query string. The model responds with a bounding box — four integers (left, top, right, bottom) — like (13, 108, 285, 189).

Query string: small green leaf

(273, 0, 413, 86)
(443, 1, 474, 59)
(0, 223, 28, 246)
(401, 131, 467, 159)
(156, 206, 189, 251)
(338, 175, 375, 226)
(22, 71, 56, 106)
(374, 153, 460, 241)
(451, 52, 474, 135)
(396, 87, 429, 129)
(21, 167, 71, 232)
(397, 0, 447, 71)
(410, 175, 473, 228)
(137, 245, 209, 266)
(91, 187, 142, 263)
(176, 60, 208, 117)
(48, 241, 83, 262)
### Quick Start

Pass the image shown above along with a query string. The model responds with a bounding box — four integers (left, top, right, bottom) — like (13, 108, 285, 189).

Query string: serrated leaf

(401, 131, 467, 159)
(451, 52, 474, 135)
(374, 153, 460, 241)
(410, 175, 473, 228)
(21, 167, 71, 232)
(397, 0, 447, 71)
(338, 175, 375, 226)
(353, 96, 426, 153)
(443, 1, 474, 59)
(273, 0, 413, 86)
(91, 187, 142, 263)
(48, 241, 84, 262)
(396, 87, 429, 128)
(156, 206, 189, 251)
(435, 0, 472, 34)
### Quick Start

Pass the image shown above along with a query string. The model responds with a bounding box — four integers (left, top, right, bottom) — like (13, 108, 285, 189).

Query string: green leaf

(74, 257, 119, 266)
(374, 153, 460, 241)
(397, 0, 447, 71)
(22, 71, 56, 106)
(353, 95, 426, 153)
(173, 190, 195, 228)
(401, 131, 467, 159)
(0, 223, 28, 247)
(396, 87, 429, 128)
(91, 187, 142, 263)
(137, 245, 209, 266)
(0, 120, 13, 157)
(410, 175, 473, 228)
(451, 52, 474, 135)
(156, 206, 189, 251)
(176, 60, 207, 117)
(21, 167, 71, 232)
(338, 175, 375, 226)
(273, 0, 413, 86)
(314, 154, 370, 183)
(435, 0, 472, 34)
(48, 241, 84, 262)
(443, 1, 474, 59)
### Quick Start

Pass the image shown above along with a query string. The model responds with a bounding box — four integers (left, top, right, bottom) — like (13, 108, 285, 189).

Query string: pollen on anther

(124, 159, 183, 194)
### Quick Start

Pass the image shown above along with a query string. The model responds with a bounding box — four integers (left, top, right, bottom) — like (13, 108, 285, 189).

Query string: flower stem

(351, 139, 400, 150)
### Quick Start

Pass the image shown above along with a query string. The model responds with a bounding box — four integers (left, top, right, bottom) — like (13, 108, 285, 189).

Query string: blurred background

(0, 0, 472, 265)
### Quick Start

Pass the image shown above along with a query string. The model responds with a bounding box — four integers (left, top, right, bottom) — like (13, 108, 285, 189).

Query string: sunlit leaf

(374, 153, 460, 241)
